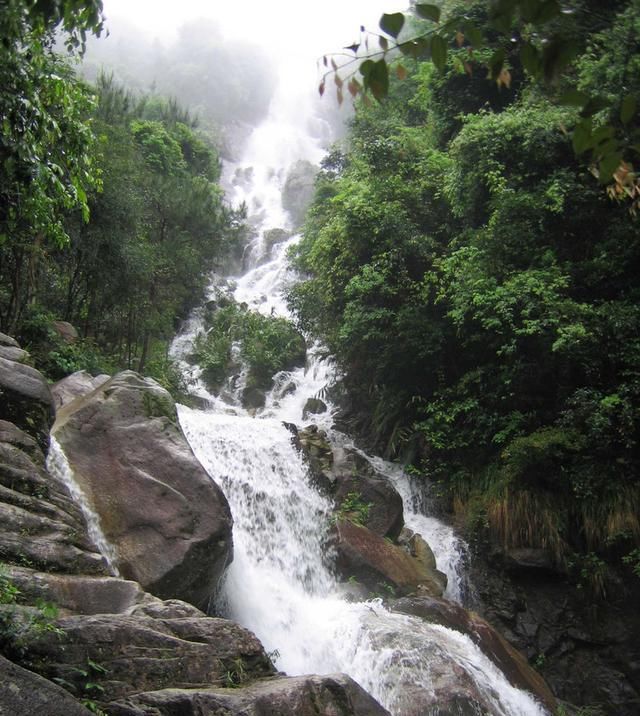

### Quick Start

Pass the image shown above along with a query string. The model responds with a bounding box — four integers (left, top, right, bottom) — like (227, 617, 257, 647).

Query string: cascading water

(172, 52, 549, 716)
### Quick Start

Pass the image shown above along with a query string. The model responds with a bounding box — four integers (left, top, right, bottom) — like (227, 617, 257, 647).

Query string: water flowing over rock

(52, 371, 233, 611)
(0, 420, 107, 575)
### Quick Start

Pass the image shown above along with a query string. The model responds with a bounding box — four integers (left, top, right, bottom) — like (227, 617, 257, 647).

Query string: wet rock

(51, 370, 110, 409)
(0, 349, 55, 451)
(333, 519, 447, 597)
(242, 385, 266, 410)
(390, 595, 557, 712)
(470, 554, 640, 715)
(333, 448, 404, 540)
(298, 424, 334, 490)
(107, 673, 390, 716)
(0, 422, 107, 575)
(0, 654, 93, 715)
(263, 227, 291, 249)
(282, 159, 318, 228)
(302, 397, 327, 420)
(52, 371, 233, 611)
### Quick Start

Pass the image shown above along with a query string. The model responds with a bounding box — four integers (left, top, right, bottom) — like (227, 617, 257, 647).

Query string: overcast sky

(101, 0, 409, 63)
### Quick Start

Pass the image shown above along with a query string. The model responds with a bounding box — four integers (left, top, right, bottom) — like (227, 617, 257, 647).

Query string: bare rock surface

(50, 370, 110, 409)
(52, 371, 233, 611)
(0, 654, 93, 716)
(0, 350, 54, 450)
(107, 673, 390, 716)
(334, 519, 447, 597)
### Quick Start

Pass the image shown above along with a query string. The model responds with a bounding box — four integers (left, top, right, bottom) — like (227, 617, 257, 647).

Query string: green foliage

(192, 303, 306, 392)
(0, 565, 20, 605)
(294, 2, 640, 588)
(333, 492, 372, 526)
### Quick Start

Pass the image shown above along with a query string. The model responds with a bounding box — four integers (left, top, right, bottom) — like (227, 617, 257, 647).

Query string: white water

(46, 437, 120, 576)
(171, 68, 549, 716)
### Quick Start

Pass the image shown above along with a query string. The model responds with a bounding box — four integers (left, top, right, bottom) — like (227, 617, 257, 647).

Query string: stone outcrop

(108, 673, 390, 716)
(0, 654, 93, 716)
(333, 447, 404, 539)
(390, 595, 557, 712)
(281, 159, 318, 228)
(0, 420, 107, 575)
(334, 519, 447, 597)
(0, 338, 55, 450)
(52, 371, 233, 611)
(470, 552, 640, 715)
(50, 370, 110, 409)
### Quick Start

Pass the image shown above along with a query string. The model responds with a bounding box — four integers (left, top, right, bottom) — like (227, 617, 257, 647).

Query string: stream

(168, 66, 550, 716)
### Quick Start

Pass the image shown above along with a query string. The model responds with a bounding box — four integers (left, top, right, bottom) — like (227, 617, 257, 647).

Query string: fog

(102, 0, 408, 62)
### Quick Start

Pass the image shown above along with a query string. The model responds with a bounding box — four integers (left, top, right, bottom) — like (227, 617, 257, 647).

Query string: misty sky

(102, 0, 409, 63)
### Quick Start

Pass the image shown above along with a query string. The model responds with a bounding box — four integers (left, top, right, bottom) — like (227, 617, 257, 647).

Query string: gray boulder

(0, 351, 55, 450)
(52, 371, 233, 611)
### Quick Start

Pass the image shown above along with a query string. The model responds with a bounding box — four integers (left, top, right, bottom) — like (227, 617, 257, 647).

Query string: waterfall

(172, 53, 549, 716)
(46, 436, 120, 576)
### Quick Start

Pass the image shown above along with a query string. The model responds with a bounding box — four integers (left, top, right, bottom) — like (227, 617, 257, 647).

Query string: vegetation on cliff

(290, 0, 640, 592)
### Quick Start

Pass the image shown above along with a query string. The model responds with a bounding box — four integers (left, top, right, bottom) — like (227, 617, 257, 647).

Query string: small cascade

(46, 437, 120, 576)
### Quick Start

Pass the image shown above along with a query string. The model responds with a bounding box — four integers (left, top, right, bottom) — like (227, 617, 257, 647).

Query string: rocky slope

(0, 332, 390, 715)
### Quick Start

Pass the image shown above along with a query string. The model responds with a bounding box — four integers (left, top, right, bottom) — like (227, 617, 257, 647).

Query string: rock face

(0, 345, 55, 450)
(390, 595, 557, 712)
(334, 519, 447, 597)
(52, 371, 233, 611)
(108, 673, 391, 716)
(0, 654, 93, 716)
(0, 420, 107, 575)
(281, 159, 318, 228)
(333, 448, 404, 540)
(470, 553, 640, 716)
(50, 370, 110, 409)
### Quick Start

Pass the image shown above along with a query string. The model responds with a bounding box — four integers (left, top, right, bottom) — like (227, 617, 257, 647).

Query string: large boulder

(0, 347, 55, 450)
(333, 519, 447, 597)
(390, 595, 557, 712)
(51, 370, 110, 410)
(0, 654, 93, 715)
(108, 673, 390, 715)
(52, 371, 233, 611)
(0, 420, 107, 575)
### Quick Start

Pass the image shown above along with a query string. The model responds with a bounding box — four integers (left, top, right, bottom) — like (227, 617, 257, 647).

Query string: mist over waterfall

(169, 48, 550, 716)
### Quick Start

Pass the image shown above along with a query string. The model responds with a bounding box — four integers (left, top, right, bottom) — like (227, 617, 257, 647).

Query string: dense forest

(290, 0, 640, 593)
(0, 0, 263, 392)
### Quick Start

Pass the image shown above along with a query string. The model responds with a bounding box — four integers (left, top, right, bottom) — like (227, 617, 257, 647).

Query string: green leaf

(462, 21, 483, 48)
(621, 95, 637, 125)
(598, 152, 623, 183)
(572, 118, 592, 155)
(431, 35, 447, 73)
(415, 4, 441, 23)
(361, 59, 389, 100)
(379, 13, 405, 38)
(488, 48, 506, 80)
(559, 89, 590, 107)
(519, 42, 541, 77)
(580, 96, 612, 118)
(542, 37, 580, 82)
